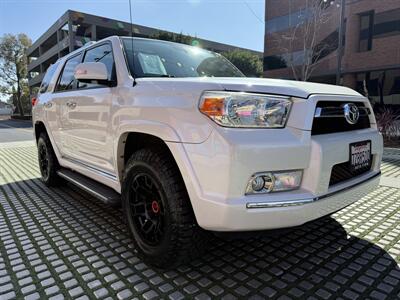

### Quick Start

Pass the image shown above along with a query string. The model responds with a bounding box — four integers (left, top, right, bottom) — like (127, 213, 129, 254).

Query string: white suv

(32, 36, 383, 267)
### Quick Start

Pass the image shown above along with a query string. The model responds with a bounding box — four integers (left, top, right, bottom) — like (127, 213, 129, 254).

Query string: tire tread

(123, 147, 209, 268)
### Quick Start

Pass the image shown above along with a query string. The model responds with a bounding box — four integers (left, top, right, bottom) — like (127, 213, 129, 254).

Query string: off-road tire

(37, 132, 60, 186)
(122, 148, 209, 268)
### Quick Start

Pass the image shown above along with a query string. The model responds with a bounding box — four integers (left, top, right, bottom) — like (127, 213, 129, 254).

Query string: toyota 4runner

(32, 36, 383, 267)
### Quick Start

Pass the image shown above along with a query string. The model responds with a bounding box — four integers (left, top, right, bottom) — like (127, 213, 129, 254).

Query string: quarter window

(79, 43, 115, 89)
(55, 54, 82, 92)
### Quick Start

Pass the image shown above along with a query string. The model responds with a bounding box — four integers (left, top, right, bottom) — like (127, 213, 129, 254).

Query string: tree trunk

(15, 57, 24, 117)
(379, 72, 386, 106)
(16, 92, 24, 117)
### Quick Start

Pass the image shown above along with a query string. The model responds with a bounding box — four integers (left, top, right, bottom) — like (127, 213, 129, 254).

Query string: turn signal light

(31, 97, 38, 106)
(199, 97, 225, 116)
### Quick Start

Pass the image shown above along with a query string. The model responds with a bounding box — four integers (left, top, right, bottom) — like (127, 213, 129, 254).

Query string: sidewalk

(380, 148, 400, 188)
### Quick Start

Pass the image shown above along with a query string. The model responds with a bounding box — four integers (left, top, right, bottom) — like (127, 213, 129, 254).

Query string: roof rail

(85, 41, 97, 46)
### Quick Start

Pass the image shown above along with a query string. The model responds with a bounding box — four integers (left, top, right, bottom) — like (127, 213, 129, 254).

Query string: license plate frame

(349, 140, 372, 173)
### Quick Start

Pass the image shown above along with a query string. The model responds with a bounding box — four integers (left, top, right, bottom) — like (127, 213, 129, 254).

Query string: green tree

(222, 50, 263, 77)
(150, 31, 195, 46)
(0, 33, 32, 116)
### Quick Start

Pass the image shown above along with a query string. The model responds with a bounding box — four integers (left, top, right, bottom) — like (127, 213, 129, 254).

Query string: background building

(0, 101, 13, 116)
(264, 0, 400, 108)
(27, 10, 261, 93)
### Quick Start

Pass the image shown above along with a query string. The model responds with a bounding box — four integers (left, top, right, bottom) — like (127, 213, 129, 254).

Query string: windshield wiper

(149, 74, 175, 78)
(140, 74, 176, 78)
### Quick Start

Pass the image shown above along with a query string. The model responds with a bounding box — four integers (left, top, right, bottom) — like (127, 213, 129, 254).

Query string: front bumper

(168, 125, 382, 231)
(193, 171, 380, 231)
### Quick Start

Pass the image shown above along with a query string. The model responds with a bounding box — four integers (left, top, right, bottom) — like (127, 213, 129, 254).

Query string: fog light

(246, 170, 302, 195)
(263, 173, 274, 192)
(251, 176, 265, 192)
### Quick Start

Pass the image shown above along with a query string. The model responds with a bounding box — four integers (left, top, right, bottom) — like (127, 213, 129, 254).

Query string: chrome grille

(311, 101, 371, 135)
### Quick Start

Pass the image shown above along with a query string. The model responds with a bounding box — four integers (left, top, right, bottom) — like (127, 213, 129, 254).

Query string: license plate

(349, 140, 372, 173)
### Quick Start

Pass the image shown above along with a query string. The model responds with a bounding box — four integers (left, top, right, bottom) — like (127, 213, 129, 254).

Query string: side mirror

(74, 62, 108, 83)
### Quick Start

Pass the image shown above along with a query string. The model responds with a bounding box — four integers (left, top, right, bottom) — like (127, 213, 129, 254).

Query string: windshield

(122, 38, 244, 78)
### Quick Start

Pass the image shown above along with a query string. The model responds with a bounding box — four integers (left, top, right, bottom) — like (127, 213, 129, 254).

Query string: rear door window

(39, 62, 59, 94)
(55, 54, 82, 92)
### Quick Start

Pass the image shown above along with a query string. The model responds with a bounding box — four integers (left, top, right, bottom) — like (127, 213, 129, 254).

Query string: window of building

(78, 43, 116, 89)
(266, 8, 312, 34)
(55, 54, 82, 92)
(264, 55, 287, 70)
(264, 50, 308, 71)
(359, 11, 374, 52)
(264, 28, 339, 71)
(356, 69, 400, 106)
(373, 8, 400, 39)
(60, 23, 69, 40)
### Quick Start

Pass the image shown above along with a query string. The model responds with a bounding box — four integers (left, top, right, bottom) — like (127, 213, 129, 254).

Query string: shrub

(375, 107, 400, 141)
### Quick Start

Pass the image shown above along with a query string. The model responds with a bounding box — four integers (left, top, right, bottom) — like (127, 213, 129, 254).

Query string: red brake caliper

(151, 201, 160, 214)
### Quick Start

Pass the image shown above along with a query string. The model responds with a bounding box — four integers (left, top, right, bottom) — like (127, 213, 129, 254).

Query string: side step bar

(57, 169, 120, 205)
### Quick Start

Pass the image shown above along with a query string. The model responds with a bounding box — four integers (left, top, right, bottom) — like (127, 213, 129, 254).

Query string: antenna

(129, 0, 137, 86)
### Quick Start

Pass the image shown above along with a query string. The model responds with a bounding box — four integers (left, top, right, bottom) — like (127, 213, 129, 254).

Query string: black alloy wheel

(122, 148, 209, 268)
(37, 133, 60, 186)
(129, 172, 166, 246)
(38, 142, 50, 179)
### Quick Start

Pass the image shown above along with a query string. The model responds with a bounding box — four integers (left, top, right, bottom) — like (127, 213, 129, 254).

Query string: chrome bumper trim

(246, 171, 381, 209)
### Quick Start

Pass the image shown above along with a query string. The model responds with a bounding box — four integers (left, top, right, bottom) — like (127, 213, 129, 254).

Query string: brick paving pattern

(0, 143, 399, 299)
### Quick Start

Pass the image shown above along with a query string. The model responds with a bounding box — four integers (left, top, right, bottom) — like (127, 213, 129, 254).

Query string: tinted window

(79, 43, 115, 89)
(374, 8, 400, 39)
(359, 12, 374, 52)
(122, 38, 244, 78)
(266, 8, 312, 33)
(264, 55, 287, 71)
(39, 62, 59, 94)
(356, 69, 400, 106)
(55, 54, 82, 92)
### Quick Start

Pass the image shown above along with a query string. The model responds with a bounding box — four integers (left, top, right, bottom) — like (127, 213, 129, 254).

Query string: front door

(61, 42, 117, 176)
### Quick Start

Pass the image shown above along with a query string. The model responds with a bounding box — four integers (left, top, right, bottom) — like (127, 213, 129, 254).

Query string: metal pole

(336, 0, 346, 85)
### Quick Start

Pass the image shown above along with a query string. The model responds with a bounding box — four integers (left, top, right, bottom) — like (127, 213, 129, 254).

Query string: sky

(0, 0, 266, 51)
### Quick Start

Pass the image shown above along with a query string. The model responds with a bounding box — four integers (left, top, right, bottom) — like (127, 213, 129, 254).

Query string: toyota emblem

(343, 103, 360, 125)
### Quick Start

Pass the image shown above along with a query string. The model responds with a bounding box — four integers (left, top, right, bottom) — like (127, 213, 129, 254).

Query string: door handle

(44, 102, 52, 108)
(66, 101, 77, 109)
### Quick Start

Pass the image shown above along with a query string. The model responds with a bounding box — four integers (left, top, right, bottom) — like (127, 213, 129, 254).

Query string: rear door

(49, 54, 83, 159)
(37, 62, 60, 147)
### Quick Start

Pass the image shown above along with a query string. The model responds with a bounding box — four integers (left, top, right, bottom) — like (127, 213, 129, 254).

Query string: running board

(57, 169, 120, 205)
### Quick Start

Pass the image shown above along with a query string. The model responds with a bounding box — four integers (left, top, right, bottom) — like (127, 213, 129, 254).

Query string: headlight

(199, 91, 292, 128)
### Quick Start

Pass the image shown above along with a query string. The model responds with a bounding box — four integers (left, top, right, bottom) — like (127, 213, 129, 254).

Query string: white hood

(213, 77, 361, 98)
(200, 78, 361, 98)
(140, 77, 362, 99)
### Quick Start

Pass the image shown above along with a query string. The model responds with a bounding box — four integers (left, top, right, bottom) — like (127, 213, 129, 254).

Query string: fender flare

(114, 120, 182, 179)
(33, 120, 63, 161)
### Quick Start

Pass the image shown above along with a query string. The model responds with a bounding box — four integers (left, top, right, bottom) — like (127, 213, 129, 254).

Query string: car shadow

(0, 178, 399, 299)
